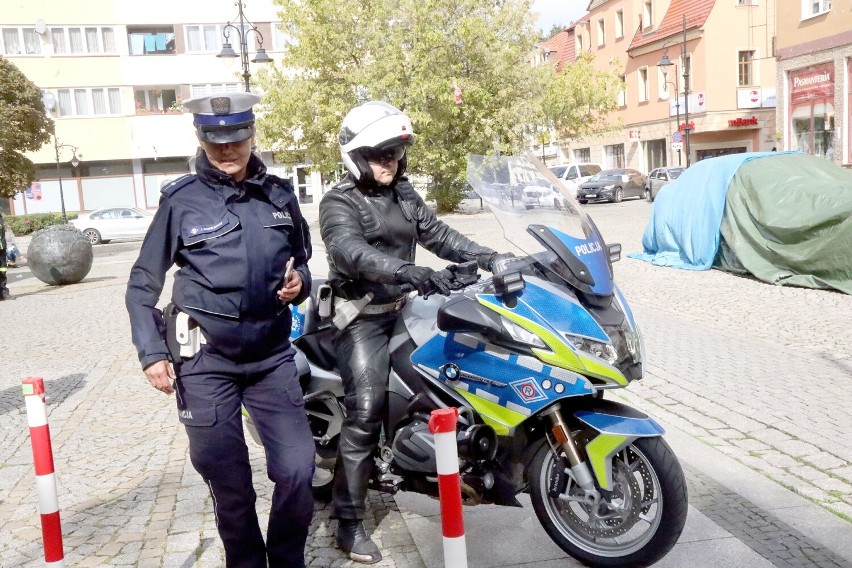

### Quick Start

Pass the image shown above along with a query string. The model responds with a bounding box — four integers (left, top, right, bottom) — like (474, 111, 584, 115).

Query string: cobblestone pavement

(0, 196, 849, 567)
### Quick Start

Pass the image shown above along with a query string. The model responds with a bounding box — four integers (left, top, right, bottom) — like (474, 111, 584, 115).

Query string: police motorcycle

(245, 153, 687, 567)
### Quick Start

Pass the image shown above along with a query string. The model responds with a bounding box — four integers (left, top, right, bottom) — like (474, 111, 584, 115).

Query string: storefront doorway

(696, 147, 746, 161)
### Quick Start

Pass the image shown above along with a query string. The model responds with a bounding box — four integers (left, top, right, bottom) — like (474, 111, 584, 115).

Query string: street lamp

(660, 63, 682, 166)
(217, 2, 273, 92)
(53, 135, 81, 224)
(657, 14, 691, 166)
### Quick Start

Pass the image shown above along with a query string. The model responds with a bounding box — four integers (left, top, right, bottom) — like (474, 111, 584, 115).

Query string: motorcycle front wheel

(529, 436, 687, 567)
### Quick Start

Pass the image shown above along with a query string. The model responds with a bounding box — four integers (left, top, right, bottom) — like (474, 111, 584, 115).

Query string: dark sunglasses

(362, 146, 406, 163)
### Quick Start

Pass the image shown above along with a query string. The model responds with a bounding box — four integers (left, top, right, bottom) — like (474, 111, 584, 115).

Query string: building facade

(775, 0, 851, 167)
(537, 0, 779, 173)
(3, 0, 323, 217)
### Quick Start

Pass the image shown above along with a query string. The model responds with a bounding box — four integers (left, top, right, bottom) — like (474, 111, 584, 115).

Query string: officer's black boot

(336, 519, 382, 564)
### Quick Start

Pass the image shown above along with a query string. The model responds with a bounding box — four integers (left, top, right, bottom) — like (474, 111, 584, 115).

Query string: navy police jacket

(125, 150, 312, 368)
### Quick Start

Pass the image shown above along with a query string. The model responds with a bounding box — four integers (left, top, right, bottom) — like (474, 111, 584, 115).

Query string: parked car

(576, 168, 647, 204)
(520, 178, 552, 208)
(645, 166, 686, 202)
(548, 163, 602, 207)
(69, 207, 154, 245)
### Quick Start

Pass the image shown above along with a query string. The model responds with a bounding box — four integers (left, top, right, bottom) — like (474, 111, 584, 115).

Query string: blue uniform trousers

(175, 346, 314, 568)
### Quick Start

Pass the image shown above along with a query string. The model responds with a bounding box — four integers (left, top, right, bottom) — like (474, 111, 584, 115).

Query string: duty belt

(360, 296, 407, 315)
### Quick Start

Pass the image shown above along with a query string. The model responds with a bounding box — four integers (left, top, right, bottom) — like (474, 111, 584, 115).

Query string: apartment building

(3, 0, 323, 217)
(538, 0, 778, 173)
(775, 0, 851, 166)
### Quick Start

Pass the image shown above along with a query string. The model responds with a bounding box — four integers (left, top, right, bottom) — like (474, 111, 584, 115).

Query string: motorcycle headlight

(501, 317, 546, 348)
(565, 334, 618, 364)
(602, 322, 642, 366)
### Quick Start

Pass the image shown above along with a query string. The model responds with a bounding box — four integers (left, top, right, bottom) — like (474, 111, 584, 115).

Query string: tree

(258, 0, 620, 212)
(0, 57, 52, 199)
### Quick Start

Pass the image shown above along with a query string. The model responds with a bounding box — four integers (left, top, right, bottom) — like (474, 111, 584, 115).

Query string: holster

(163, 303, 206, 361)
(163, 303, 183, 363)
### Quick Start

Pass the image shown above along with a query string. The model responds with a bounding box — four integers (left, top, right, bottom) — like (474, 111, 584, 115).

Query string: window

(643, 1, 654, 28)
(577, 35, 584, 54)
(1, 27, 42, 55)
(574, 148, 591, 163)
(738, 50, 755, 86)
(596, 19, 605, 47)
(55, 88, 122, 117)
(615, 10, 624, 39)
(128, 26, 175, 55)
(617, 74, 627, 107)
(802, 0, 831, 18)
(134, 88, 179, 114)
(737, 0, 757, 5)
(189, 83, 241, 97)
(606, 144, 625, 168)
(185, 23, 251, 53)
(638, 67, 649, 102)
(658, 65, 671, 99)
(50, 26, 116, 54)
(273, 23, 294, 50)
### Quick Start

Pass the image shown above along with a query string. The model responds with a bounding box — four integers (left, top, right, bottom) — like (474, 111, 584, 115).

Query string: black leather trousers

(331, 314, 398, 520)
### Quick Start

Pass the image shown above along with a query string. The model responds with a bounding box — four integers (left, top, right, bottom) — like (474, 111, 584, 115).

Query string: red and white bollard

(21, 377, 65, 567)
(428, 407, 468, 568)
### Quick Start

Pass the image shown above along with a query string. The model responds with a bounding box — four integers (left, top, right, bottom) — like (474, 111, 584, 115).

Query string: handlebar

(418, 260, 481, 298)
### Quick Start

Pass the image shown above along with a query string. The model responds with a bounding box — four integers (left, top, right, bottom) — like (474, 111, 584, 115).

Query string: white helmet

(339, 101, 415, 181)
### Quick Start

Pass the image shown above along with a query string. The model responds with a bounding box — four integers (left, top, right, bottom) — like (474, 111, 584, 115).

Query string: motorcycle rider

(319, 101, 507, 563)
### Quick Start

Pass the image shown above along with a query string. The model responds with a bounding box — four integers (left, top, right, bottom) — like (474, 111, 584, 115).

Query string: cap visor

(197, 126, 254, 144)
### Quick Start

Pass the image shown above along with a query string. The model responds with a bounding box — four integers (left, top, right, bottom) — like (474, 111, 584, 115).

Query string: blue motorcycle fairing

(410, 330, 595, 419)
(477, 278, 610, 343)
(574, 409, 664, 437)
(548, 227, 614, 296)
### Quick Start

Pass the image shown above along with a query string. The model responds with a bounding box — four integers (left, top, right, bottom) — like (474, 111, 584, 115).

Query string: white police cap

(182, 92, 261, 144)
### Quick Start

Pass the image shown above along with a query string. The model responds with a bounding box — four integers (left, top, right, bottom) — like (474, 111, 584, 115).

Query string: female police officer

(126, 92, 314, 568)
(319, 101, 505, 563)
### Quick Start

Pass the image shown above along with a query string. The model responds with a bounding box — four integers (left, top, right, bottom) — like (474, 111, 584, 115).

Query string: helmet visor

(361, 145, 406, 164)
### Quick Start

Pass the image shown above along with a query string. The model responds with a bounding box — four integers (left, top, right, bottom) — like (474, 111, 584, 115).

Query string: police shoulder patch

(161, 174, 197, 197)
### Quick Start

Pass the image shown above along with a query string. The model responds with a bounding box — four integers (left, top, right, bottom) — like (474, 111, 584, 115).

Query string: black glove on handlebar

(396, 265, 452, 296)
(487, 252, 516, 273)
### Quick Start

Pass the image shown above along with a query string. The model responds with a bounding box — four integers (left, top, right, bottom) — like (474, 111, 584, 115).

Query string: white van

(548, 163, 603, 206)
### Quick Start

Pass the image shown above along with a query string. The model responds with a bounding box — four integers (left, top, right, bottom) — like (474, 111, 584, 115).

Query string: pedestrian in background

(125, 92, 315, 568)
(0, 212, 9, 300)
(319, 101, 509, 563)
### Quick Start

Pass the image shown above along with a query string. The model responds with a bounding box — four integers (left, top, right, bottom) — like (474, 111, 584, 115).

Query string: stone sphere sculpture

(27, 224, 93, 285)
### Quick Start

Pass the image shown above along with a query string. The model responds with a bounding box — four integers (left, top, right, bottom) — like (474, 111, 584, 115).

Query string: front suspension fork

(542, 406, 598, 495)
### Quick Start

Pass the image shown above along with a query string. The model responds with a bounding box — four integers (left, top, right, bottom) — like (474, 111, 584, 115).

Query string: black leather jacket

(319, 174, 495, 303)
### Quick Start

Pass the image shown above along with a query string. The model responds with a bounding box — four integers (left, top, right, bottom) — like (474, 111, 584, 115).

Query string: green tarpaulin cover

(717, 153, 852, 295)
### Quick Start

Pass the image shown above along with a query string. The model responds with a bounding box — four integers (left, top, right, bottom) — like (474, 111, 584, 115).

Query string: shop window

(605, 144, 625, 168)
(647, 139, 667, 170)
(574, 148, 591, 162)
(791, 104, 835, 160)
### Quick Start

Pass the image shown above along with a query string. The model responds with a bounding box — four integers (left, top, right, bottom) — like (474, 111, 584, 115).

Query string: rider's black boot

(336, 519, 382, 564)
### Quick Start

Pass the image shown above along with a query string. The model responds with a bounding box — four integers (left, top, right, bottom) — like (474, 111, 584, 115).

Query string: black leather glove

(487, 252, 515, 273)
(396, 265, 452, 296)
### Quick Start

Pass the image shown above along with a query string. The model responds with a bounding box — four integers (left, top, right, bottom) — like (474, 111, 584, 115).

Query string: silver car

(69, 207, 154, 245)
(644, 167, 685, 202)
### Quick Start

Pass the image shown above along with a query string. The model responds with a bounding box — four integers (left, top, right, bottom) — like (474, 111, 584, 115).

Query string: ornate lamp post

(53, 136, 81, 224)
(217, 2, 273, 92)
(657, 14, 691, 166)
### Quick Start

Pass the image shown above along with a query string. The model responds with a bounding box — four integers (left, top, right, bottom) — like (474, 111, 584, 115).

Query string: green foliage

(258, 0, 621, 212)
(6, 213, 75, 236)
(0, 57, 53, 198)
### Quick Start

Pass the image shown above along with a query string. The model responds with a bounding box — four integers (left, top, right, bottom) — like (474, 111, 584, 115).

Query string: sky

(532, 0, 588, 33)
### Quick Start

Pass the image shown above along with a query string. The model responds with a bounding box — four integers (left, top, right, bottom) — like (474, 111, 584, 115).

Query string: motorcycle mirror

(608, 243, 622, 263)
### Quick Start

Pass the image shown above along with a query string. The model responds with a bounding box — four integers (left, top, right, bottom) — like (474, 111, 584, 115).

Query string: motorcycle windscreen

(466, 154, 614, 296)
